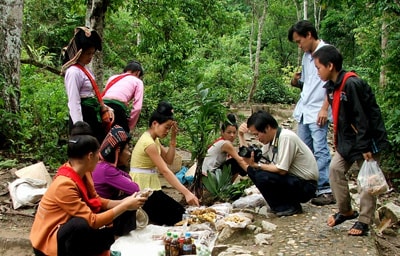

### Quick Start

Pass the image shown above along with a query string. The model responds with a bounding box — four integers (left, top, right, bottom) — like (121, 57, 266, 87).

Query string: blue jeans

(297, 121, 331, 195)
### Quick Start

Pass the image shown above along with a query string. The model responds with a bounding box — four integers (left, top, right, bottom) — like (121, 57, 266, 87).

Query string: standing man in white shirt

(287, 20, 335, 206)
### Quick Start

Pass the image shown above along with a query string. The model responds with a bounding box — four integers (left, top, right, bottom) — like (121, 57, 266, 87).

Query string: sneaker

(275, 206, 303, 217)
(311, 193, 336, 206)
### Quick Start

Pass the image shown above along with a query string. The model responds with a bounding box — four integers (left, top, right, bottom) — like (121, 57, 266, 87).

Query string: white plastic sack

(8, 178, 47, 209)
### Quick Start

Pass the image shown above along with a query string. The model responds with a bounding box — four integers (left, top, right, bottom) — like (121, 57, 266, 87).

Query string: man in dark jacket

(313, 45, 389, 236)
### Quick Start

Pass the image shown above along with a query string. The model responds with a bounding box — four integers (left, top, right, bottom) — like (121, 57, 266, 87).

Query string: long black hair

(148, 101, 174, 127)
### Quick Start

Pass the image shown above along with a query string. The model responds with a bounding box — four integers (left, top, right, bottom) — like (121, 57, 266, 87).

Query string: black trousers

(104, 101, 130, 133)
(69, 104, 106, 144)
(57, 217, 114, 256)
(112, 197, 137, 236)
(247, 167, 317, 212)
(142, 190, 185, 226)
(220, 158, 248, 177)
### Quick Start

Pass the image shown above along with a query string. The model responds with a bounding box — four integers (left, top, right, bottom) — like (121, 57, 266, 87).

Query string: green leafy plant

(202, 166, 254, 202)
(181, 83, 227, 198)
(202, 166, 232, 202)
(253, 75, 297, 104)
(224, 178, 254, 201)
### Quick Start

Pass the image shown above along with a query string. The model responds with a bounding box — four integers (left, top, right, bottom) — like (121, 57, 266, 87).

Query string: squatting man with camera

(238, 110, 319, 217)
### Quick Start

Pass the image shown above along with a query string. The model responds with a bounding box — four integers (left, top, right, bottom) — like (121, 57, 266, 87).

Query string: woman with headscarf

(61, 27, 114, 143)
(92, 125, 142, 236)
(30, 121, 147, 256)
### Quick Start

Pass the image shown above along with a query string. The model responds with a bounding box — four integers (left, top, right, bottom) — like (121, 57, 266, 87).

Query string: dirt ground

(0, 104, 399, 255)
(0, 166, 399, 256)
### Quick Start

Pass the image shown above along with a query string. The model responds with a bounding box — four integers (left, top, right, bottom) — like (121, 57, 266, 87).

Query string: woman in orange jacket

(30, 122, 147, 256)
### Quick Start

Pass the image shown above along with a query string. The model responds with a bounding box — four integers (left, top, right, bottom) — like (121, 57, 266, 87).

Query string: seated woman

(93, 125, 141, 236)
(30, 122, 147, 256)
(130, 101, 199, 226)
(202, 114, 248, 181)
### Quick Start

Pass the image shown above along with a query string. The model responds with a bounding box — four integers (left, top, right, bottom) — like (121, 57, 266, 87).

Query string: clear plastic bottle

(170, 234, 180, 256)
(182, 232, 193, 255)
(164, 231, 172, 256)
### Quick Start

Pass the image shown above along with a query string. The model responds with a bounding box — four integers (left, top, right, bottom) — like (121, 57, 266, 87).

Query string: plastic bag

(357, 160, 389, 196)
(232, 193, 266, 209)
(136, 208, 149, 229)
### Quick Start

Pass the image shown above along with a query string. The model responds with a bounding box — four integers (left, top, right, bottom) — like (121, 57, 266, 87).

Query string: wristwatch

(257, 162, 262, 170)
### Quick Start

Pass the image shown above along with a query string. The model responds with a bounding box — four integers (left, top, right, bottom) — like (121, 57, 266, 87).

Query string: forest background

(0, 0, 400, 189)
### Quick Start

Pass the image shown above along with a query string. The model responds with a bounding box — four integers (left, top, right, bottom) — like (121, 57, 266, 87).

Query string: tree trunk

(86, 0, 110, 89)
(249, 1, 255, 68)
(0, 0, 23, 113)
(247, 1, 268, 103)
(191, 157, 205, 199)
(293, 0, 302, 66)
(303, 0, 308, 20)
(313, 0, 321, 31)
(380, 15, 388, 88)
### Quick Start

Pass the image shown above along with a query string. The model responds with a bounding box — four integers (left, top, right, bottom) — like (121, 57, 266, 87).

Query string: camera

(238, 144, 263, 163)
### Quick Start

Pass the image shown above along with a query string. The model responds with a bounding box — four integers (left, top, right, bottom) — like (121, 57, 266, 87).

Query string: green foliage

(253, 75, 297, 104)
(23, 0, 86, 64)
(12, 65, 68, 168)
(202, 166, 254, 202)
(180, 83, 227, 162)
(2, 0, 399, 188)
(202, 166, 232, 202)
(224, 178, 254, 201)
(0, 159, 18, 169)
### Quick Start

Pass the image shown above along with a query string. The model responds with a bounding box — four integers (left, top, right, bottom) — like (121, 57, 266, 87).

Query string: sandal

(348, 221, 369, 236)
(328, 211, 359, 227)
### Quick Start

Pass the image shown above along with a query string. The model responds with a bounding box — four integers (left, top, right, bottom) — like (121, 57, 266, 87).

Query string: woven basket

(168, 153, 183, 173)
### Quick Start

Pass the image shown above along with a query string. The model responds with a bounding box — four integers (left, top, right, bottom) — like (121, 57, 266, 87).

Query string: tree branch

(20, 59, 61, 76)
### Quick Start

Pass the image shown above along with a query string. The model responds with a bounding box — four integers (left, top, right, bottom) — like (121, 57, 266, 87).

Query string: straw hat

(15, 162, 52, 187)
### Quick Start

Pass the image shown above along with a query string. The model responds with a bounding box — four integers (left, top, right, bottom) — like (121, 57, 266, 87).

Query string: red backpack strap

(332, 72, 358, 146)
(101, 74, 133, 97)
(73, 64, 104, 107)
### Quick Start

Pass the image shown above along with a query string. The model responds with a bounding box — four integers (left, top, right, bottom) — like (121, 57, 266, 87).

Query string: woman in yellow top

(130, 101, 199, 225)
